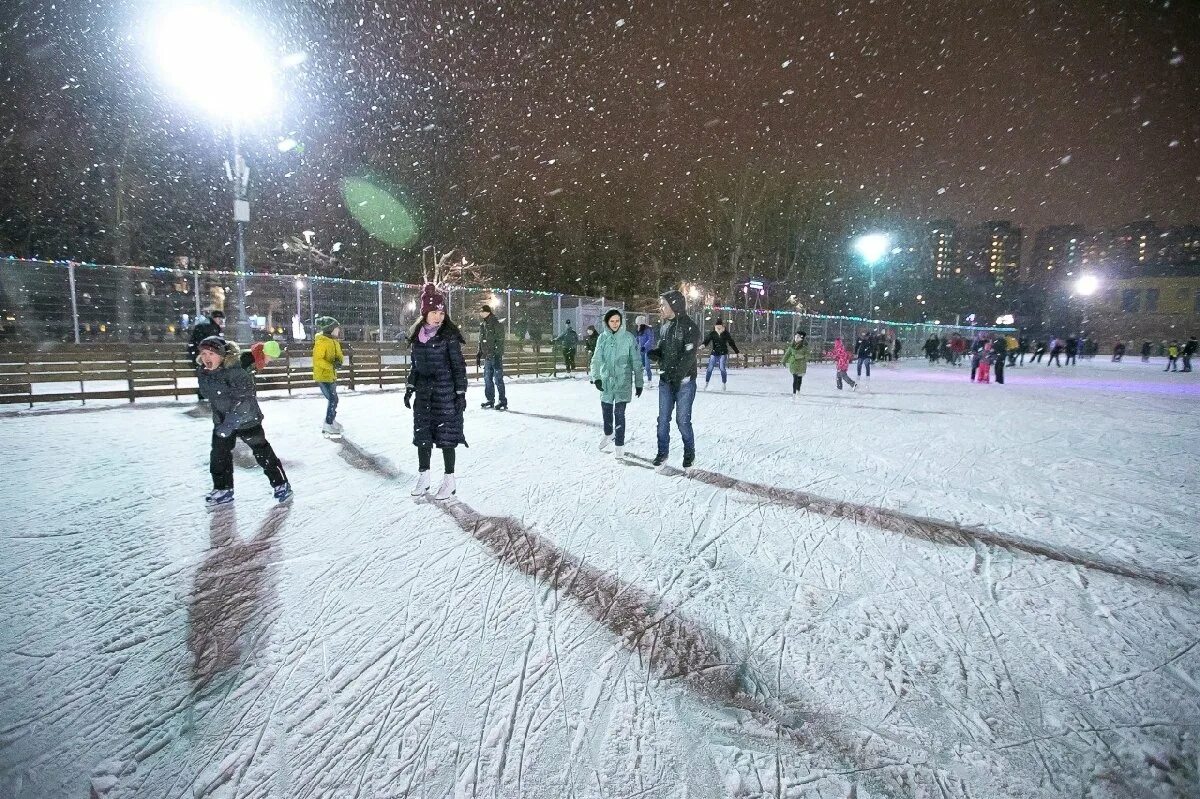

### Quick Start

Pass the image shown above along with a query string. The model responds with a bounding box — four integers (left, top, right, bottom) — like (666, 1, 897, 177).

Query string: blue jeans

(705, 354, 728, 384)
(317, 381, 338, 424)
(483, 355, 506, 404)
(641, 351, 653, 382)
(656, 378, 696, 456)
(601, 401, 627, 446)
(856, 356, 872, 377)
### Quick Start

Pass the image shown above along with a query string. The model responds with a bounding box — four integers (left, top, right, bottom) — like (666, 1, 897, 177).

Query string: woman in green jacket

(589, 309, 644, 458)
(783, 331, 809, 400)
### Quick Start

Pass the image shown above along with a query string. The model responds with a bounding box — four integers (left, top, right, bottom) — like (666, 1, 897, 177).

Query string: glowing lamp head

(853, 234, 890, 265)
(151, 5, 277, 121)
(1075, 275, 1100, 296)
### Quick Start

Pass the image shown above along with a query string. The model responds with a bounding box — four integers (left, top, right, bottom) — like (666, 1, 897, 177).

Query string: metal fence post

(377, 281, 384, 343)
(67, 261, 81, 344)
(506, 289, 512, 339)
(193, 271, 202, 319)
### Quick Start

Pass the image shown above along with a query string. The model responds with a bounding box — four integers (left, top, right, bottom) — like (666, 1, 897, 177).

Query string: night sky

(3, 0, 1198, 259)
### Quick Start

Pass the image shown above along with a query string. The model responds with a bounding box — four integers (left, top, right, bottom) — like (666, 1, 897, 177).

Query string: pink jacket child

(830, 338, 858, 390)
(977, 341, 993, 383)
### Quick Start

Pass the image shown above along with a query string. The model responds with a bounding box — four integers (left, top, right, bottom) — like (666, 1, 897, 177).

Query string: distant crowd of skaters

(921, 332, 1199, 379)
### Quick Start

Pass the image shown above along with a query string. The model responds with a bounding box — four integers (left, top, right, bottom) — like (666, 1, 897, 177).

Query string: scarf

(418, 321, 442, 344)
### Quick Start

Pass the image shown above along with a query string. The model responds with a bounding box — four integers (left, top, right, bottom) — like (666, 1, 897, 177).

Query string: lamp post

(150, 5, 278, 342)
(853, 233, 890, 318)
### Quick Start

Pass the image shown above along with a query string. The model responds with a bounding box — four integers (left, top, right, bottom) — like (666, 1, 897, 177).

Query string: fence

(0, 258, 617, 348)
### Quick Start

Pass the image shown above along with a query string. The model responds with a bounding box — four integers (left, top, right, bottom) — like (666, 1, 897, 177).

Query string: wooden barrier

(0, 340, 823, 408)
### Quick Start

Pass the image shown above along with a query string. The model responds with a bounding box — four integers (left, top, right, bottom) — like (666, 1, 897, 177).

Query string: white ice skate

(722, 382, 727, 392)
(702, 381, 709, 391)
(614, 445, 625, 459)
(410, 471, 431, 496)
(322, 422, 342, 439)
(434, 475, 457, 501)
(599, 434, 612, 451)
(330, 420, 344, 433)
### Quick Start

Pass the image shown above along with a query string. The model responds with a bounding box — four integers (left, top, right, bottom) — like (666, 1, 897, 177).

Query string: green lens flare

(341, 177, 419, 249)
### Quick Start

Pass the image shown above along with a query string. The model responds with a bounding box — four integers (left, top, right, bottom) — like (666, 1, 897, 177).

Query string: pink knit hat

(420, 283, 446, 316)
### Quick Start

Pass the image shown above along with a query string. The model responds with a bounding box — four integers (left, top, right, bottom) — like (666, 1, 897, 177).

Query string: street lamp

(150, 5, 278, 342)
(1075, 275, 1100, 296)
(853, 233, 890, 318)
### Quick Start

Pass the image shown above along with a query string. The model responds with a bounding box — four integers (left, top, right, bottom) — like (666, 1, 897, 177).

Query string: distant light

(294, 279, 305, 289)
(853, 233, 890, 265)
(996, 314, 1015, 325)
(1076, 275, 1100, 296)
(277, 137, 299, 152)
(150, 5, 277, 120)
(280, 52, 308, 68)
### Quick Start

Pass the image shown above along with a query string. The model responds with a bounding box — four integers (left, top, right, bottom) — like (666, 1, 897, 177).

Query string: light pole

(853, 233, 890, 318)
(150, 5, 278, 342)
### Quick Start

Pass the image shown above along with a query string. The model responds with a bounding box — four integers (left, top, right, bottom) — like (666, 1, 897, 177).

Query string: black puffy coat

(703, 329, 740, 356)
(197, 343, 264, 436)
(407, 320, 468, 448)
(649, 313, 701, 385)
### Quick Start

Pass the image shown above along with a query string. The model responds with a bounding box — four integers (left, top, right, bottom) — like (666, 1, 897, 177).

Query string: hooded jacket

(831, 340, 852, 372)
(703, 329, 740, 356)
(478, 313, 506, 359)
(589, 314, 644, 404)
(312, 332, 344, 383)
(198, 342, 264, 436)
(783, 339, 809, 375)
(649, 313, 700, 385)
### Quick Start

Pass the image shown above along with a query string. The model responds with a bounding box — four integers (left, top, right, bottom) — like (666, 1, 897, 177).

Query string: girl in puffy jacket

(831, 338, 857, 390)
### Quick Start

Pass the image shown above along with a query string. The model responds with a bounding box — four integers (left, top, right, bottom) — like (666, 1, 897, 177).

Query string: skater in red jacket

(976, 341, 993, 383)
(831, 338, 857, 390)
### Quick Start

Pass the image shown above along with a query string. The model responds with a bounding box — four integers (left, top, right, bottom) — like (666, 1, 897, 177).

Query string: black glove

(455, 393, 467, 413)
(635, 386, 643, 398)
(404, 386, 414, 409)
(594, 379, 603, 391)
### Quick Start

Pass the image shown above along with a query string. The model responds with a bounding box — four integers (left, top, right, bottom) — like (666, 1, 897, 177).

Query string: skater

(476, 304, 507, 410)
(831, 337, 857, 390)
(702, 318, 741, 391)
(189, 309, 225, 399)
(1018, 336, 1030, 365)
(1182, 336, 1197, 372)
(1005, 334, 1019, 367)
(196, 336, 291, 506)
(783, 331, 809, 399)
(924, 335, 938, 363)
(583, 324, 600, 360)
(1065, 335, 1079, 366)
(312, 316, 344, 437)
(554, 319, 580, 375)
(893, 337, 902, 362)
(1141, 341, 1152, 362)
(993, 335, 1007, 384)
(1165, 340, 1180, 372)
(1048, 337, 1063, 367)
(635, 315, 656, 384)
(589, 308, 644, 459)
(969, 336, 985, 381)
(950, 335, 966, 366)
(648, 289, 700, 468)
(976, 340, 994, 383)
(405, 284, 468, 500)
(855, 331, 874, 377)
(239, 339, 281, 373)
(1112, 341, 1126, 362)
(1030, 339, 1045, 363)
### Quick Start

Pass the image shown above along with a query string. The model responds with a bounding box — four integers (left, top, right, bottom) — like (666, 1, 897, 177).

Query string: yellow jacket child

(312, 319, 344, 383)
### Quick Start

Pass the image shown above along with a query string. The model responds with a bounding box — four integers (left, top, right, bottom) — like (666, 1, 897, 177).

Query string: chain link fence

(0, 258, 621, 347)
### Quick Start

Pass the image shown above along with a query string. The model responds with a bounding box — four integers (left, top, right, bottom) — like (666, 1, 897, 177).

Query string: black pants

(792, 374, 804, 393)
(1184, 353, 1193, 371)
(994, 360, 1005, 384)
(563, 348, 575, 372)
(418, 445, 456, 474)
(1066, 353, 1077, 366)
(601, 401, 628, 446)
(211, 425, 286, 490)
(1165, 357, 1178, 372)
(1049, 353, 1061, 366)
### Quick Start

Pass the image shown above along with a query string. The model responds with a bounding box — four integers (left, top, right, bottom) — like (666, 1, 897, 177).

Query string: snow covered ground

(2, 358, 1198, 798)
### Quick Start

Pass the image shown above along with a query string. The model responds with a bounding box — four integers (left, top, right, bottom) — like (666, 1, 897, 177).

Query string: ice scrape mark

(336, 438, 404, 480)
(427, 497, 969, 795)
(505, 409, 603, 429)
(675, 465, 1198, 592)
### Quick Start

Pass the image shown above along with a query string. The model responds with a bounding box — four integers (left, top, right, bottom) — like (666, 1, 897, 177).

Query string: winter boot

(614, 445, 624, 459)
(481, 401, 494, 409)
(653, 453, 668, 466)
(599, 434, 612, 451)
(205, 488, 234, 507)
(683, 452, 695, 469)
(273, 482, 293, 503)
(434, 475, 457, 501)
(410, 471, 431, 497)
(495, 401, 508, 411)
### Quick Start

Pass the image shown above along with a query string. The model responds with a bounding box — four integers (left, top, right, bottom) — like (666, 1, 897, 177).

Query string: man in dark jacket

(196, 336, 290, 505)
(992, 335, 1007, 384)
(648, 289, 700, 467)
(1065, 336, 1079, 366)
(554, 319, 580, 374)
(476, 304, 507, 410)
(702, 319, 741, 390)
(855, 331, 874, 377)
(1182, 336, 1198, 372)
(189, 310, 225, 398)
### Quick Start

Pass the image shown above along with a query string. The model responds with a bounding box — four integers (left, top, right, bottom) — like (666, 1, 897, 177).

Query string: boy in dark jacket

(476, 304, 507, 410)
(855, 332, 874, 377)
(196, 336, 290, 506)
(648, 289, 700, 468)
(702, 319, 741, 391)
(1183, 336, 1197, 372)
(188, 310, 225, 398)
